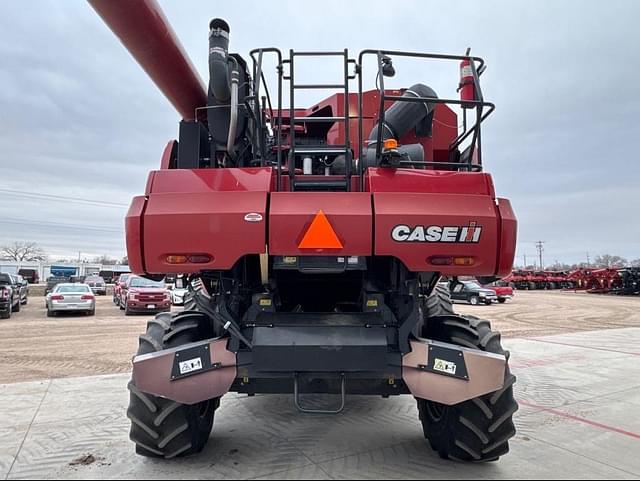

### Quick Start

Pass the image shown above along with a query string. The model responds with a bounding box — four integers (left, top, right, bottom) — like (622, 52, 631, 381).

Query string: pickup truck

(485, 284, 513, 304)
(119, 275, 171, 315)
(0, 273, 21, 318)
(12, 274, 29, 305)
(449, 280, 499, 305)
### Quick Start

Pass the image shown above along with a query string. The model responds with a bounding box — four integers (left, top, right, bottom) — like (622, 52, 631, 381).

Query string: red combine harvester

(90, 0, 518, 462)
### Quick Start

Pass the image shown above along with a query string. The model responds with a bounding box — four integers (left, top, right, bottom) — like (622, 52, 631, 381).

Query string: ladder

(283, 50, 355, 192)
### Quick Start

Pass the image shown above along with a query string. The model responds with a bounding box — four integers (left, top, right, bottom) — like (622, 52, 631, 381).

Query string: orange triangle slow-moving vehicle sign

(298, 210, 343, 249)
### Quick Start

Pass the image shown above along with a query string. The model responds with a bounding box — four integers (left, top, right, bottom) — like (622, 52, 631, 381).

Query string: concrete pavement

(1, 328, 639, 479)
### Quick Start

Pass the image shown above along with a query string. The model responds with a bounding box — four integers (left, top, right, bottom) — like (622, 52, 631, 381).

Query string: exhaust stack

(207, 18, 247, 161)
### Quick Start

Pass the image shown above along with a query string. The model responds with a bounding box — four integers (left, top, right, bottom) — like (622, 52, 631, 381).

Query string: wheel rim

(470, 297, 478, 305)
(426, 401, 447, 422)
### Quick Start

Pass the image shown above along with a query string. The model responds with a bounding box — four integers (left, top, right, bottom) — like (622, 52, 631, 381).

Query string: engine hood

(129, 288, 168, 295)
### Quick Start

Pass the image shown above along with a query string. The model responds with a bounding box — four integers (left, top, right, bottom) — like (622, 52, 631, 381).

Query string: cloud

(0, 0, 638, 264)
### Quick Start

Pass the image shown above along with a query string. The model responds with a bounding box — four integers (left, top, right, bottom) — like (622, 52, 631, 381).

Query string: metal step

(292, 116, 349, 123)
(293, 145, 348, 155)
(292, 179, 349, 191)
(293, 83, 346, 90)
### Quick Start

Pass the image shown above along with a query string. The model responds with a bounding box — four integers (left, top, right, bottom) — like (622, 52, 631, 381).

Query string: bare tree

(120, 256, 129, 265)
(631, 259, 640, 268)
(0, 242, 47, 262)
(92, 255, 118, 265)
(593, 254, 628, 268)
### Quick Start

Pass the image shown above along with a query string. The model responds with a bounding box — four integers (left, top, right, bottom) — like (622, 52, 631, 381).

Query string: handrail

(357, 49, 494, 186)
(249, 48, 283, 191)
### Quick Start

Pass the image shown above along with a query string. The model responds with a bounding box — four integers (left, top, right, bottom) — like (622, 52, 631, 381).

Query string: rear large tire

(127, 311, 219, 459)
(423, 284, 455, 317)
(417, 314, 518, 462)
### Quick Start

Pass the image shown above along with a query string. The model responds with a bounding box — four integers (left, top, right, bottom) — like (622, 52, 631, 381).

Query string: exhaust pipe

(208, 18, 241, 159)
(208, 18, 231, 102)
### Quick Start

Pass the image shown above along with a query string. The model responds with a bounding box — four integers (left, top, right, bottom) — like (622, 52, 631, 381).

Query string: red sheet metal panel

(269, 193, 372, 256)
(373, 192, 499, 275)
(366, 168, 496, 197)
(132, 168, 273, 274)
(125, 196, 146, 274)
(496, 198, 518, 277)
(143, 191, 267, 273)
(149, 167, 273, 193)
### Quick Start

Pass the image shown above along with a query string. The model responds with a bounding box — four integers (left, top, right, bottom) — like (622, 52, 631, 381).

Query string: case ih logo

(392, 222, 482, 243)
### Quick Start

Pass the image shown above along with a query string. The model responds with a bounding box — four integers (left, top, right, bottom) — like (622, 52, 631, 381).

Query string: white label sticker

(179, 357, 203, 375)
(433, 358, 457, 375)
(461, 65, 474, 78)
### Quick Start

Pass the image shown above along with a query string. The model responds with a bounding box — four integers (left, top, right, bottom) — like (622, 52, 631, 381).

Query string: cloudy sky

(1, 0, 639, 265)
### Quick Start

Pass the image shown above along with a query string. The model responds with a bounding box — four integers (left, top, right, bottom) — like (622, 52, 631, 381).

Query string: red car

(113, 273, 133, 305)
(486, 283, 514, 303)
(119, 276, 171, 315)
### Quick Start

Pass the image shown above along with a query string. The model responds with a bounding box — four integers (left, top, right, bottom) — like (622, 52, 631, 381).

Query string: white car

(46, 283, 96, 317)
(171, 287, 189, 306)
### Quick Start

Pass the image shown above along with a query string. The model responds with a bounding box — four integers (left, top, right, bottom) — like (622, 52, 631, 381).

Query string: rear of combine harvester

(90, 0, 518, 462)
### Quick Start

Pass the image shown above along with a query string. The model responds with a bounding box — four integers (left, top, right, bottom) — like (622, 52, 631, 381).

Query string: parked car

(170, 285, 188, 306)
(449, 280, 498, 305)
(11, 274, 29, 305)
(45, 276, 69, 296)
(120, 276, 171, 315)
(98, 270, 116, 284)
(113, 273, 133, 305)
(485, 281, 514, 304)
(0, 273, 21, 319)
(18, 268, 39, 284)
(46, 283, 96, 317)
(84, 275, 107, 296)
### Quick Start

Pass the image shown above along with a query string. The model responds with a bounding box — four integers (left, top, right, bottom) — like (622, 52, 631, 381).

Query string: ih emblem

(298, 210, 343, 249)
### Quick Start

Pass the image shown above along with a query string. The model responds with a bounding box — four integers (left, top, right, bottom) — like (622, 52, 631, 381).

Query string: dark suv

(449, 280, 498, 305)
(0, 273, 21, 318)
(45, 276, 69, 296)
(85, 275, 107, 296)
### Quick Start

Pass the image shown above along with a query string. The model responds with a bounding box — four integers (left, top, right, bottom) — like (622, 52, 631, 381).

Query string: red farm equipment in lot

(505, 267, 638, 295)
(90, 0, 518, 462)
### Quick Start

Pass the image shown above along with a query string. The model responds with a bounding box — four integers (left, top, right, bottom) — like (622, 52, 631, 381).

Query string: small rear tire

(13, 301, 20, 313)
(498, 298, 507, 304)
(127, 311, 218, 458)
(469, 296, 479, 306)
(417, 314, 518, 462)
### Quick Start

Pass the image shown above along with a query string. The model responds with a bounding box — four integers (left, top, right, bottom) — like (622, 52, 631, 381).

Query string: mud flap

(403, 338, 505, 405)
(132, 338, 237, 405)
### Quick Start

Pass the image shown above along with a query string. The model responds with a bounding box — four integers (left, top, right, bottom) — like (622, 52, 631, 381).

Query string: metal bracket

(294, 373, 346, 415)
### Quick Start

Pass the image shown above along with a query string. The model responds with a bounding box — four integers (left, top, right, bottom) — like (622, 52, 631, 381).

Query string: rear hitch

(294, 373, 347, 415)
